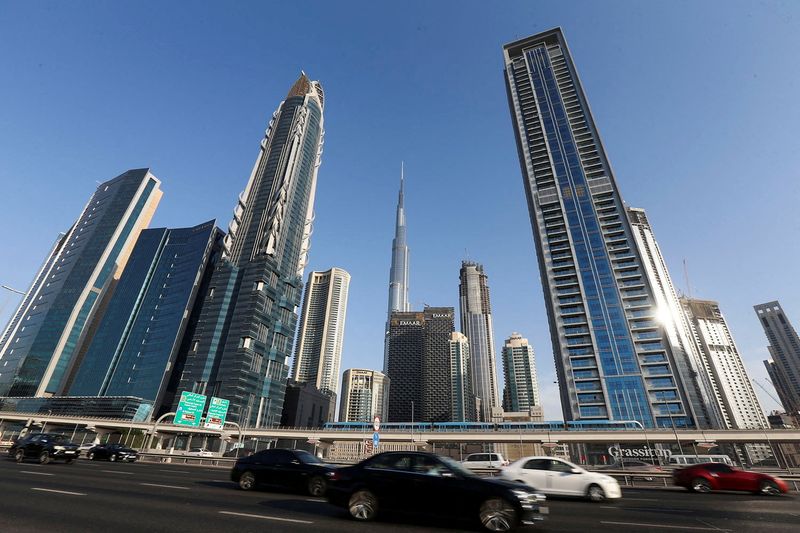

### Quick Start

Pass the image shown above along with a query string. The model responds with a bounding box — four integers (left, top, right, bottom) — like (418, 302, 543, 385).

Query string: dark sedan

(86, 443, 138, 462)
(673, 463, 789, 495)
(9, 433, 80, 464)
(231, 448, 336, 496)
(326, 451, 546, 532)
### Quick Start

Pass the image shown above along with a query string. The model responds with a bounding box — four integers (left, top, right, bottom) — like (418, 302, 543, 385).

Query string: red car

(673, 463, 788, 495)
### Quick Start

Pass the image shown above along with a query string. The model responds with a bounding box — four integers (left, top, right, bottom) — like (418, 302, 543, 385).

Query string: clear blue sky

(1, 1, 798, 420)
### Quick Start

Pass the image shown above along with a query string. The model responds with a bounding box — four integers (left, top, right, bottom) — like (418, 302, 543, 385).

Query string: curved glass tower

(174, 73, 325, 428)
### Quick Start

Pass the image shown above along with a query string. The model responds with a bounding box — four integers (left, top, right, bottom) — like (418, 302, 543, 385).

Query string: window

(523, 459, 550, 470)
(239, 337, 253, 350)
(549, 460, 574, 473)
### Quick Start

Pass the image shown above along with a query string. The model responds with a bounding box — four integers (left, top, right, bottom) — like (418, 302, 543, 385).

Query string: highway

(0, 458, 797, 532)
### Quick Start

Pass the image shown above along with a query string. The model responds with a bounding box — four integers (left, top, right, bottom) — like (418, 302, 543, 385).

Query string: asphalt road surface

(0, 458, 796, 532)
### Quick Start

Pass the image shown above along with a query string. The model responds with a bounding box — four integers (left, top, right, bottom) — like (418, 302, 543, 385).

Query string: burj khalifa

(384, 164, 410, 371)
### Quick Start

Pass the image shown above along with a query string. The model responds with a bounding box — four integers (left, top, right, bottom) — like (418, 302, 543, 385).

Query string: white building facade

(339, 368, 390, 423)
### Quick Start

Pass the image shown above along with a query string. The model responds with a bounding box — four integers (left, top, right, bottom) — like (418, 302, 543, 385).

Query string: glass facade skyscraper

(504, 28, 693, 428)
(68, 221, 223, 408)
(0, 169, 162, 397)
(384, 168, 410, 372)
(459, 261, 500, 421)
(172, 73, 325, 428)
(449, 332, 475, 422)
(755, 301, 800, 416)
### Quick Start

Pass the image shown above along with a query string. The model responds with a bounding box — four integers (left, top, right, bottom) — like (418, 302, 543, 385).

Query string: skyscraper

(449, 332, 475, 422)
(386, 311, 424, 422)
(67, 221, 223, 409)
(173, 73, 325, 428)
(459, 261, 500, 421)
(504, 28, 693, 428)
(291, 267, 350, 398)
(755, 302, 800, 416)
(0, 169, 162, 397)
(422, 307, 456, 422)
(501, 332, 541, 412)
(681, 298, 769, 431)
(339, 368, 390, 423)
(384, 166, 410, 372)
(627, 207, 724, 429)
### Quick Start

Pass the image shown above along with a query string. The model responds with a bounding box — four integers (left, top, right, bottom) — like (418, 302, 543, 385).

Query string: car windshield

(294, 450, 323, 464)
(439, 456, 478, 478)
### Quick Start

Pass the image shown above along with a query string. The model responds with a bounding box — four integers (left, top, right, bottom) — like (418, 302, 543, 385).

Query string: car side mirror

(570, 468, 582, 474)
(441, 471, 456, 478)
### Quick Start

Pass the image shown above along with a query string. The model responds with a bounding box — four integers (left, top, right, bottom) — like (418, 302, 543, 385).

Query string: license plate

(539, 506, 549, 515)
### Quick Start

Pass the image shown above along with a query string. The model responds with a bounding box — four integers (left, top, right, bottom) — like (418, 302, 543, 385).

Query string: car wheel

(587, 484, 606, 502)
(308, 476, 326, 497)
(759, 480, 781, 496)
(39, 451, 51, 465)
(110, 454, 117, 462)
(479, 497, 518, 532)
(691, 477, 712, 493)
(87, 452, 95, 460)
(238, 471, 256, 491)
(14, 449, 25, 463)
(348, 489, 378, 521)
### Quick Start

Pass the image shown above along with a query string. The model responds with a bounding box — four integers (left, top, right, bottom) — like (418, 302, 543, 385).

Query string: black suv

(9, 433, 80, 464)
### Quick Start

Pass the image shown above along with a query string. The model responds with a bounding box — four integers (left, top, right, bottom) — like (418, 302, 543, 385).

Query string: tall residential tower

(755, 302, 800, 416)
(501, 332, 540, 412)
(504, 28, 693, 428)
(459, 261, 500, 421)
(172, 73, 325, 428)
(291, 267, 351, 398)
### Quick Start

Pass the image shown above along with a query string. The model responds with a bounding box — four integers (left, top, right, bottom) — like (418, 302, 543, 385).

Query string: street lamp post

(411, 401, 415, 446)
(147, 412, 176, 451)
(669, 414, 685, 455)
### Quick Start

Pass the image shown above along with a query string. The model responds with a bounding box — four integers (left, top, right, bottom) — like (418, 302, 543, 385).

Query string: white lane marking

(157, 469, 192, 474)
(32, 488, 86, 496)
(21, 471, 55, 476)
(218, 511, 313, 524)
(139, 483, 189, 490)
(305, 498, 326, 503)
(102, 470, 134, 475)
(622, 497, 658, 501)
(601, 521, 731, 531)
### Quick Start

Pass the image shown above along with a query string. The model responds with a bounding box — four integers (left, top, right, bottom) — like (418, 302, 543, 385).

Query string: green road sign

(174, 391, 206, 427)
(204, 396, 230, 430)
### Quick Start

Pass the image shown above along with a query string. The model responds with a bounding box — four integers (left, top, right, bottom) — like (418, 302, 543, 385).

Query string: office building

(67, 221, 223, 409)
(0, 169, 162, 397)
(682, 298, 768, 431)
(172, 73, 325, 428)
(339, 368, 390, 423)
(504, 28, 693, 428)
(755, 302, 800, 416)
(449, 332, 475, 422)
(501, 332, 541, 412)
(384, 166, 410, 372)
(280, 380, 334, 428)
(422, 307, 456, 422)
(459, 261, 500, 421)
(386, 311, 425, 422)
(291, 267, 350, 398)
(627, 207, 724, 429)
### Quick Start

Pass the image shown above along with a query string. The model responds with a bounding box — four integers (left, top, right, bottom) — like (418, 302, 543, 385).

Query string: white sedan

(499, 456, 621, 502)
